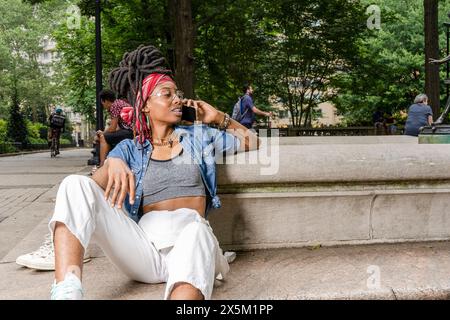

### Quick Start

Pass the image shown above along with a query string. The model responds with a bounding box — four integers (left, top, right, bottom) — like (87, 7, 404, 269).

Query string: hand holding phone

(181, 99, 221, 125)
(181, 104, 197, 122)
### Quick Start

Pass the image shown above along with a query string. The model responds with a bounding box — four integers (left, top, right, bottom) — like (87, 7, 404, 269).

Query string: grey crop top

(142, 148, 206, 206)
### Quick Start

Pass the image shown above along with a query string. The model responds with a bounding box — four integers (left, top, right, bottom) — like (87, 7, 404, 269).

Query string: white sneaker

(51, 272, 83, 300)
(16, 233, 91, 271)
(215, 251, 236, 281)
(224, 251, 236, 264)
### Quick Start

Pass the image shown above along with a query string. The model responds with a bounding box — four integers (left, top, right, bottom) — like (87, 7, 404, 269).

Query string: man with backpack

(232, 85, 272, 129)
(48, 108, 66, 155)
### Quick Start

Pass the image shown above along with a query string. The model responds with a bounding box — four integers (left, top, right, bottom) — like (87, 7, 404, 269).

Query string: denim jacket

(107, 124, 240, 222)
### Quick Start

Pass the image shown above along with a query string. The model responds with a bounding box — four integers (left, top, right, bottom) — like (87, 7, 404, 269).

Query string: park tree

(259, 0, 366, 127)
(172, 0, 195, 98)
(74, 0, 195, 98)
(53, 0, 269, 116)
(332, 0, 449, 126)
(49, 0, 367, 128)
(44, 0, 449, 129)
(193, 0, 272, 112)
(6, 87, 28, 146)
(53, 13, 98, 123)
(0, 0, 39, 121)
(53, 0, 172, 122)
(0, 0, 66, 132)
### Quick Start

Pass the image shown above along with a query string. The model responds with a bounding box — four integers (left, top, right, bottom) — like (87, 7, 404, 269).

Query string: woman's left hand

(183, 99, 222, 125)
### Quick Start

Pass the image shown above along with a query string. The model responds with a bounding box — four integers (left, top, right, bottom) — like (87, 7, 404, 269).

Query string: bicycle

(50, 128, 60, 158)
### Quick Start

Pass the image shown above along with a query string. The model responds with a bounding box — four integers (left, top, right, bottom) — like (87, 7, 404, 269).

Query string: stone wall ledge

(210, 139, 450, 249)
(217, 142, 450, 184)
(266, 135, 418, 145)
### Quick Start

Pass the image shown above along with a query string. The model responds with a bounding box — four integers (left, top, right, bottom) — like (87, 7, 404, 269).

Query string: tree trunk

(303, 106, 309, 127)
(165, 0, 175, 72)
(424, 0, 440, 119)
(172, 0, 195, 98)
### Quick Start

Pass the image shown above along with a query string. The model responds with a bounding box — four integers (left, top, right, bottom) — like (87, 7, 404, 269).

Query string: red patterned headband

(121, 73, 174, 143)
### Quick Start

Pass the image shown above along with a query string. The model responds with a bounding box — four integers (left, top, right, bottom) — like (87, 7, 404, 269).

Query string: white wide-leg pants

(49, 175, 229, 299)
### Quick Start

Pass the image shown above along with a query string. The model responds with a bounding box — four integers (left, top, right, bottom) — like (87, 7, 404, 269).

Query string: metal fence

(0, 142, 76, 154)
(255, 126, 405, 137)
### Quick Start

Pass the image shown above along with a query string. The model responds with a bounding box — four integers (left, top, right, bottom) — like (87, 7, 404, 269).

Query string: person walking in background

(372, 108, 385, 135)
(404, 94, 433, 137)
(236, 85, 272, 129)
(384, 111, 397, 135)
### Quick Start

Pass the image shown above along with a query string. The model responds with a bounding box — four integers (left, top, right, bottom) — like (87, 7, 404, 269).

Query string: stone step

(0, 205, 103, 265)
(2, 240, 450, 299)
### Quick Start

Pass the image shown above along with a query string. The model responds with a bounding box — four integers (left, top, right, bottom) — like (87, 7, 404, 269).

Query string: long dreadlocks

(108, 45, 173, 142)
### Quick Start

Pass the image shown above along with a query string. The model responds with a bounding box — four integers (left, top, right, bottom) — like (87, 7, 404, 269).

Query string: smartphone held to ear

(181, 105, 197, 122)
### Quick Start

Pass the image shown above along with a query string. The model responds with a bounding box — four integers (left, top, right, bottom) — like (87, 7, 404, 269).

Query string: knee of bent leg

(182, 221, 213, 241)
(170, 282, 204, 300)
(59, 174, 92, 194)
(187, 220, 208, 231)
(61, 174, 90, 185)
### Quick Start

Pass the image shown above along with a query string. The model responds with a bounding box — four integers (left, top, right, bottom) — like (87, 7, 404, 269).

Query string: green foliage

(52, 12, 96, 123)
(53, 0, 367, 128)
(194, 0, 367, 127)
(53, 0, 170, 124)
(26, 121, 48, 144)
(259, 0, 367, 126)
(0, 143, 16, 154)
(27, 137, 47, 144)
(18, 0, 449, 129)
(25, 118, 71, 144)
(7, 92, 28, 145)
(194, 0, 272, 112)
(60, 138, 72, 145)
(332, 0, 450, 125)
(0, 0, 67, 123)
(0, 119, 8, 142)
(0, 118, 16, 154)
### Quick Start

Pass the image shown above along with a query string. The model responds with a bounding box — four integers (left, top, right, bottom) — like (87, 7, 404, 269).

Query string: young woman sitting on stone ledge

(48, 45, 259, 300)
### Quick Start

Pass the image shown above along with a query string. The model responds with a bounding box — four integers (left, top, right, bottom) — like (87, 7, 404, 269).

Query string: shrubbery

(0, 119, 74, 153)
(27, 121, 48, 144)
(0, 119, 17, 153)
(0, 119, 7, 142)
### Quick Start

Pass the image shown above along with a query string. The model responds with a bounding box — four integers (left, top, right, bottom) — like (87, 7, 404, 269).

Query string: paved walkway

(1, 149, 450, 299)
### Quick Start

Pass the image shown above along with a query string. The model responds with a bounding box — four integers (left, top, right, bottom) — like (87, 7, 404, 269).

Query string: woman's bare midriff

(142, 196, 206, 218)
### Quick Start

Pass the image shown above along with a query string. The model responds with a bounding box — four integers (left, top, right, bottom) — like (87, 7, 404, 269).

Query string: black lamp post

(445, 13, 450, 102)
(88, 0, 105, 166)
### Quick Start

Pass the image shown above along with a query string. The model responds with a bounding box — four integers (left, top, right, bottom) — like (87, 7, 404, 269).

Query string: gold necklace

(152, 139, 178, 148)
(151, 132, 178, 148)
